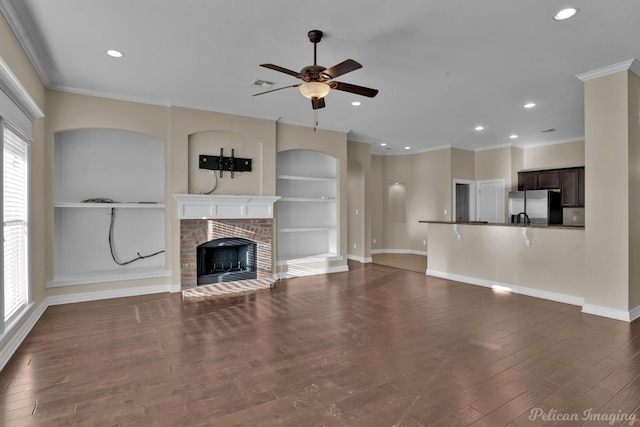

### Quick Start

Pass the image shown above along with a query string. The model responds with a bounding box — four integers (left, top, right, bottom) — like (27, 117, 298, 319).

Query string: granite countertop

(418, 220, 584, 230)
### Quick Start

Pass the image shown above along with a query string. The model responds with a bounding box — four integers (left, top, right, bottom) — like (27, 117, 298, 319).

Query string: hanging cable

(201, 168, 219, 194)
(109, 207, 164, 265)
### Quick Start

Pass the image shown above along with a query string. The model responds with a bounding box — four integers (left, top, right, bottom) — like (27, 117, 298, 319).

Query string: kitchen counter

(419, 220, 584, 230)
(423, 221, 585, 308)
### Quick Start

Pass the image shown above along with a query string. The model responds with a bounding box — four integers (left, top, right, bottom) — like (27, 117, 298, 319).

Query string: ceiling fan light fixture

(299, 82, 330, 99)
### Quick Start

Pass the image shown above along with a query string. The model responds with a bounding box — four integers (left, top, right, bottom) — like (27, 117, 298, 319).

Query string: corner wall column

(578, 59, 640, 321)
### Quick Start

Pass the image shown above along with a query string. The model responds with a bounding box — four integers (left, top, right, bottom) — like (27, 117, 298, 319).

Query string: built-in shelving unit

(276, 150, 341, 271)
(49, 128, 169, 288)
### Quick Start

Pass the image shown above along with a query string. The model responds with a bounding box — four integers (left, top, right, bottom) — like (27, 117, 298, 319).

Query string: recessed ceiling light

(510, 134, 518, 139)
(351, 101, 362, 106)
(524, 102, 536, 108)
(404, 146, 411, 150)
(380, 143, 387, 146)
(106, 49, 123, 58)
(475, 125, 485, 131)
(553, 7, 578, 21)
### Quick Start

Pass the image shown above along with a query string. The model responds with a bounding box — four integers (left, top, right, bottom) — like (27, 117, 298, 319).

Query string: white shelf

(55, 202, 165, 209)
(279, 226, 337, 233)
(277, 252, 343, 265)
(46, 266, 171, 288)
(278, 197, 336, 203)
(278, 175, 336, 182)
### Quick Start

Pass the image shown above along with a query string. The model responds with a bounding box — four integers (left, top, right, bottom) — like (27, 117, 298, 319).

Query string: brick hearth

(180, 219, 273, 289)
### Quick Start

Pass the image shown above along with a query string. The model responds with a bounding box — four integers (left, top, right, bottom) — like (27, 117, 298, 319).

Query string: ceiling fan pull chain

(314, 110, 318, 132)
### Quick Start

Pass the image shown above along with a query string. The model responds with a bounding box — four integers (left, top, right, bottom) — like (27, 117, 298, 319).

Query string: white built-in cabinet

(49, 128, 168, 287)
(276, 149, 340, 264)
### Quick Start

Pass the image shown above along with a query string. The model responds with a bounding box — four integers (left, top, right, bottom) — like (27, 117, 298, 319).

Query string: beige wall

(371, 155, 384, 250)
(451, 148, 475, 180)
(427, 223, 585, 299)
(523, 140, 585, 170)
(411, 149, 451, 250)
(475, 147, 512, 182)
(347, 141, 371, 260)
(583, 71, 630, 312)
(628, 72, 640, 310)
(188, 131, 265, 195)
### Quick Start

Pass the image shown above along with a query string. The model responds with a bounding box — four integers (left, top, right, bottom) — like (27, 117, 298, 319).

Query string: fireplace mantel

(172, 194, 280, 219)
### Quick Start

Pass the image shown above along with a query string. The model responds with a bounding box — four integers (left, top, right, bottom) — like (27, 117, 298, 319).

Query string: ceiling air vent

(251, 79, 274, 89)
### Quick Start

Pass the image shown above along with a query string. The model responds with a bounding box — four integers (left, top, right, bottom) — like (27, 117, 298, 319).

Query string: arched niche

(188, 130, 263, 195)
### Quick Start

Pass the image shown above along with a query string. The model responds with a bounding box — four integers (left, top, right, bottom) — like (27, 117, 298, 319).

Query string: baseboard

(371, 249, 428, 256)
(0, 301, 48, 371)
(347, 255, 373, 263)
(277, 265, 349, 279)
(47, 283, 177, 306)
(581, 304, 637, 322)
(426, 269, 584, 307)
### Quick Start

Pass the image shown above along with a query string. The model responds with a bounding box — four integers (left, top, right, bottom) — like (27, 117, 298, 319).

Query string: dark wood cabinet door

(561, 169, 578, 207)
(538, 170, 561, 189)
(518, 171, 538, 190)
(578, 167, 585, 207)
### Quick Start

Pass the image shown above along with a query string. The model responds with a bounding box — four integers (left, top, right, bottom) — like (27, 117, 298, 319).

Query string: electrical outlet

(444, 209, 448, 216)
(353, 243, 357, 249)
(373, 238, 376, 244)
(422, 240, 427, 245)
(355, 209, 359, 215)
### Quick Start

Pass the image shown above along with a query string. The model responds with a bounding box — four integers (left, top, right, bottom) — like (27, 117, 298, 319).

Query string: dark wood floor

(1, 262, 640, 426)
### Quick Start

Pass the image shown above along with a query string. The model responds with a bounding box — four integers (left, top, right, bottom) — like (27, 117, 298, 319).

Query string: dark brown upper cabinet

(517, 167, 585, 207)
(560, 169, 578, 207)
(518, 171, 538, 190)
(538, 170, 561, 189)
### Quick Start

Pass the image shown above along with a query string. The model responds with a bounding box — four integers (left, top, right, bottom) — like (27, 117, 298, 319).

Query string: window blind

(3, 125, 28, 321)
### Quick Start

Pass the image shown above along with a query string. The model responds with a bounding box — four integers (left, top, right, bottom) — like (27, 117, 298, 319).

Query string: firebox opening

(197, 237, 257, 285)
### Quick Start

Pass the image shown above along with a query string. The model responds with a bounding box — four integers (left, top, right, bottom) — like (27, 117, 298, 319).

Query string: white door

(477, 179, 504, 223)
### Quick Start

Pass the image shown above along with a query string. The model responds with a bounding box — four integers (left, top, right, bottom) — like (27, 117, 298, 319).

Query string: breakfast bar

(420, 220, 585, 306)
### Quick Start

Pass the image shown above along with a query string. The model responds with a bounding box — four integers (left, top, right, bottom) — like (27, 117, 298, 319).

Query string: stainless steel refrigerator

(508, 190, 562, 225)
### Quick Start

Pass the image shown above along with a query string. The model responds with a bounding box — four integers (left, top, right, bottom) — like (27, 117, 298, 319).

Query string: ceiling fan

(253, 30, 378, 110)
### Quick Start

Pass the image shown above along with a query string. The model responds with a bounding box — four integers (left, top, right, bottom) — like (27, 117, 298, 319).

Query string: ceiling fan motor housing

(300, 65, 331, 82)
(307, 30, 323, 43)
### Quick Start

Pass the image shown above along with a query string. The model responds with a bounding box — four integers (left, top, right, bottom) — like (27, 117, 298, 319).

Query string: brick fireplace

(173, 194, 280, 290)
(180, 219, 272, 289)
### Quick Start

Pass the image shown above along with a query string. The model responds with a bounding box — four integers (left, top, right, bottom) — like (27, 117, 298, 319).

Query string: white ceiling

(2, 0, 640, 155)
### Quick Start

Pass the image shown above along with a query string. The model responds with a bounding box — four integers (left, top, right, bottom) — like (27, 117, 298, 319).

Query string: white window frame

(0, 56, 43, 338)
(2, 119, 31, 330)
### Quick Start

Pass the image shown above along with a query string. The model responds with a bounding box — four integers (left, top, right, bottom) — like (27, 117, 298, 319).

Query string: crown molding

(0, 0, 50, 86)
(576, 58, 640, 81)
(0, 55, 43, 119)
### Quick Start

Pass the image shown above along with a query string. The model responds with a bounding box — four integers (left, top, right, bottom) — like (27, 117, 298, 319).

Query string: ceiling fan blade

(253, 84, 300, 96)
(312, 97, 326, 110)
(323, 59, 362, 79)
(329, 81, 378, 98)
(259, 64, 301, 78)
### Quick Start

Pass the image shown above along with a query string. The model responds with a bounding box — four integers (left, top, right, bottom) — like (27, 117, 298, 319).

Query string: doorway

(452, 179, 476, 221)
